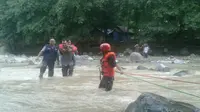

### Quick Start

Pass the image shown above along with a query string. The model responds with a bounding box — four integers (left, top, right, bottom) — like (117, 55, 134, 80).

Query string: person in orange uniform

(99, 43, 123, 91)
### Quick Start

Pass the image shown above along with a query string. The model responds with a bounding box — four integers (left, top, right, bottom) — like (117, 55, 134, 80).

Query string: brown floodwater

(0, 55, 200, 112)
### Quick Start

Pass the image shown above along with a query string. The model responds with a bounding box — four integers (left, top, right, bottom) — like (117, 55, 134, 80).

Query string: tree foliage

(0, 0, 200, 51)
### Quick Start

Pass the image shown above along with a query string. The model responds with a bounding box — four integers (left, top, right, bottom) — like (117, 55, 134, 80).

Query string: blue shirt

(41, 44, 59, 62)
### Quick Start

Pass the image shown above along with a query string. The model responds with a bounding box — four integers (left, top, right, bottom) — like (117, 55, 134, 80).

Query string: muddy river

(0, 54, 200, 112)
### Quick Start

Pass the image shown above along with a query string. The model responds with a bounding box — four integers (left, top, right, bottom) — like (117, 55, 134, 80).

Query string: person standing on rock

(99, 43, 123, 91)
(59, 41, 76, 77)
(134, 44, 141, 53)
(37, 38, 59, 78)
(142, 43, 149, 58)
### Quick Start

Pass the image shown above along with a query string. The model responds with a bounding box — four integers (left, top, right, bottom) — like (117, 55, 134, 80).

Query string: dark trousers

(40, 60, 55, 77)
(62, 65, 74, 77)
(143, 52, 148, 58)
(99, 76, 114, 91)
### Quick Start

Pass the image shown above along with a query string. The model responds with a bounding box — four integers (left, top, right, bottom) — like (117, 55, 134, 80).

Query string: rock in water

(155, 64, 170, 72)
(173, 70, 190, 77)
(88, 57, 93, 61)
(137, 65, 148, 70)
(189, 53, 197, 59)
(125, 92, 200, 112)
(130, 52, 143, 63)
(124, 48, 133, 56)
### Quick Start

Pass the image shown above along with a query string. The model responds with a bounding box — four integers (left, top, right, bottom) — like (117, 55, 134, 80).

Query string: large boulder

(180, 48, 190, 56)
(124, 48, 133, 56)
(125, 92, 200, 112)
(137, 65, 148, 70)
(130, 52, 143, 63)
(188, 53, 197, 59)
(155, 64, 170, 72)
(173, 70, 190, 77)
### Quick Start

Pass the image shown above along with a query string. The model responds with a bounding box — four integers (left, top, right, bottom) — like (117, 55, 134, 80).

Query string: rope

(124, 72, 200, 85)
(122, 73, 200, 99)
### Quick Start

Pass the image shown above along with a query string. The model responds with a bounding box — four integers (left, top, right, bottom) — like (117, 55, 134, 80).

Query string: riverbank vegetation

(0, 0, 200, 52)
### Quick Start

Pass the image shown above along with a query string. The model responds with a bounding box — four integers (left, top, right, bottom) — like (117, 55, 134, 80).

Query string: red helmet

(100, 43, 111, 52)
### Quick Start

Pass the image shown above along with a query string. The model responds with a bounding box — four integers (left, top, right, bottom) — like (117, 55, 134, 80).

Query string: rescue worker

(99, 43, 123, 91)
(37, 39, 59, 78)
(59, 41, 75, 77)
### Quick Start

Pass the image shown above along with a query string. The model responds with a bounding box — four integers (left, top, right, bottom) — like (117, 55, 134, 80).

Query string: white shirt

(143, 47, 149, 53)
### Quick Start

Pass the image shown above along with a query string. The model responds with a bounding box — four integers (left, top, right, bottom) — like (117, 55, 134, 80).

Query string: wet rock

(130, 52, 143, 63)
(124, 48, 133, 56)
(88, 57, 94, 61)
(137, 65, 148, 70)
(180, 48, 190, 56)
(125, 92, 200, 112)
(155, 64, 170, 72)
(173, 59, 189, 64)
(188, 53, 197, 59)
(149, 68, 154, 71)
(173, 70, 190, 77)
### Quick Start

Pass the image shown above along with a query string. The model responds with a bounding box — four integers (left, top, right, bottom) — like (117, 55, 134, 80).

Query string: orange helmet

(100, 43, 111, 52)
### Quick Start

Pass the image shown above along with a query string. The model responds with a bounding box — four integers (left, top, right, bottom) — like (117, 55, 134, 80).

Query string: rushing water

(0, 54, 200, 112)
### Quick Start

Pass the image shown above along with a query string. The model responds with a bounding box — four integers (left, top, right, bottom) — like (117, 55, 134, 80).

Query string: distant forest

(1, 0, 200, 52)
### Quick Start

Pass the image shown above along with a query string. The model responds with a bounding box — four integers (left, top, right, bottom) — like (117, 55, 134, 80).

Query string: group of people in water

(36, 39, 77, 78)
(36, 38, 123, 91)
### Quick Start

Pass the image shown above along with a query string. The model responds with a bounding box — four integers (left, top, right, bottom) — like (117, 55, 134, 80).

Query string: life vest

(71, 44, 78, 54)
(43, 44, 58, 62)
(59, 44, 63, 49)
(101, 52, 116, 77)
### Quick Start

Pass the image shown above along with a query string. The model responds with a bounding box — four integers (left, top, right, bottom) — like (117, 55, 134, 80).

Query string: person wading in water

(59, 40, 75, 77)
(37, 38, 59, 78)
(99, 43, 123, 91)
